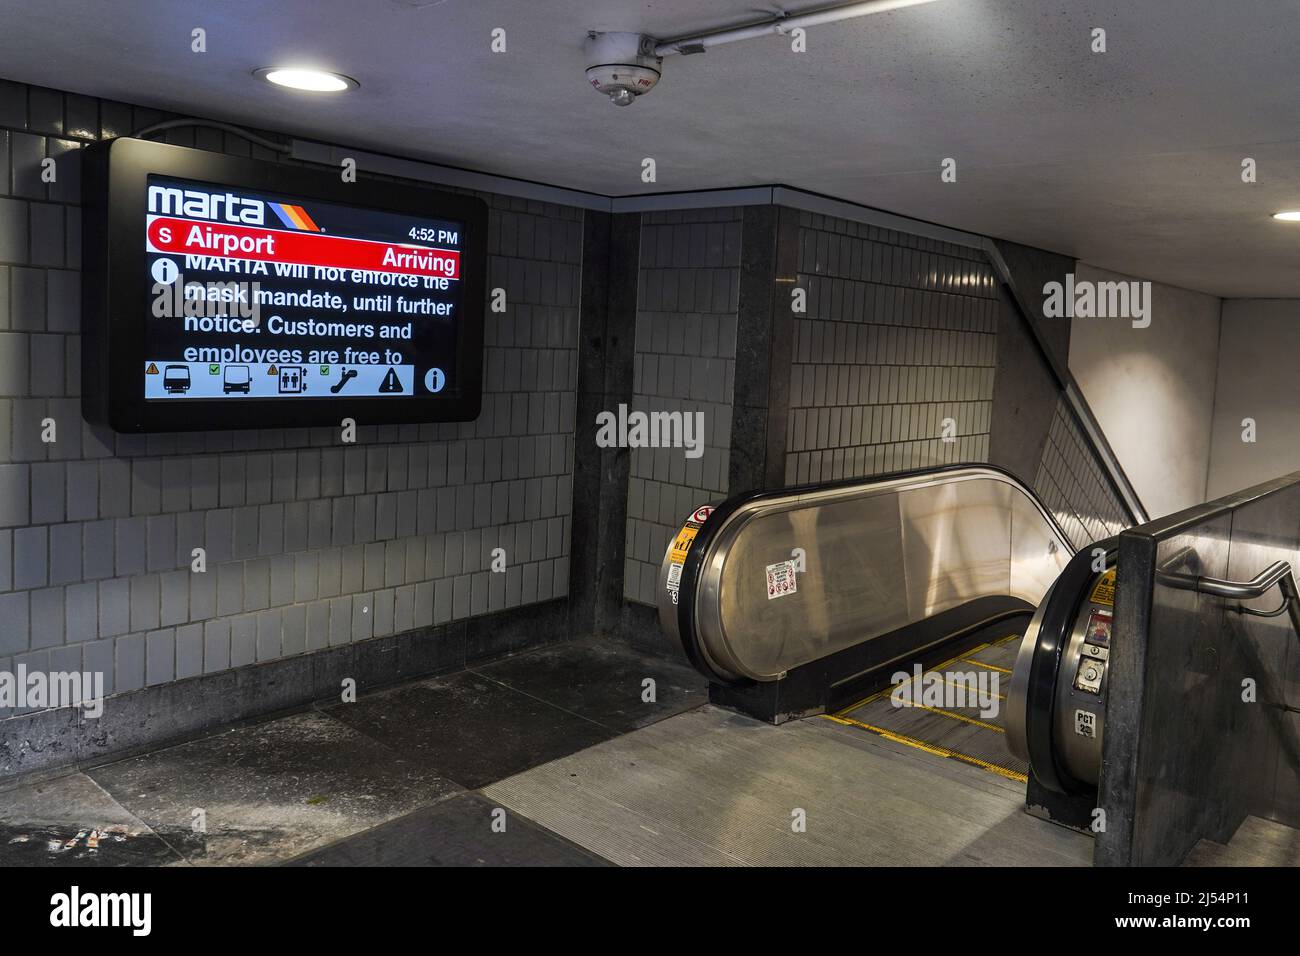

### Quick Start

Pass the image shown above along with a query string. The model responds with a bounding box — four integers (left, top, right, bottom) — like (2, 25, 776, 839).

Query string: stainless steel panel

(1011, 494, 1070, 605)
(712, 490, 910, 681)
(899, 478, 1013, 620)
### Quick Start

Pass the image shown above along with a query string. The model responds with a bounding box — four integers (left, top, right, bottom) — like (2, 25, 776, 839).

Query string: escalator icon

(330, 368, 358, 394)
(378, 368, 403, 393)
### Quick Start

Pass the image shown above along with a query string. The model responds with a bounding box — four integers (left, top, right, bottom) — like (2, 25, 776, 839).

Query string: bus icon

(223, 365, 251, 394)
(163, 365, 191, 393)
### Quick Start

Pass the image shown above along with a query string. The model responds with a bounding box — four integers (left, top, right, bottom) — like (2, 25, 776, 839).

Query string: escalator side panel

(666, 465, 1074, 684)
(711, 489, 912, 681)
(898, 478, 1014, 619)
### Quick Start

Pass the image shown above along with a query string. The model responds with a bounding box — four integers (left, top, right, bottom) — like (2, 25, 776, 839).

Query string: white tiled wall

(1035, 396, 1130, 546)
(785, 212, 998, 485)
(0, 79, 581, 706)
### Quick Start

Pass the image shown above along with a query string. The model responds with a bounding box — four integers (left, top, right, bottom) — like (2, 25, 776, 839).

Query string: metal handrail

(1158, 554, 1300, 639)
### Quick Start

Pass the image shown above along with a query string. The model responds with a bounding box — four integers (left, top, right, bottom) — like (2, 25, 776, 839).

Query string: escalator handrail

(674, 462, 1078, 685)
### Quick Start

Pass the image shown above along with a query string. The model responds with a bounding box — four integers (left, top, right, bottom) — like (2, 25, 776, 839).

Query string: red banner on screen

(146, 216, 461, 280)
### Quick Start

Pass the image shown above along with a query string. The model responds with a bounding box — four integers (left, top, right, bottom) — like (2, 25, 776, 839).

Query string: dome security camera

(584, 31, 662, 106)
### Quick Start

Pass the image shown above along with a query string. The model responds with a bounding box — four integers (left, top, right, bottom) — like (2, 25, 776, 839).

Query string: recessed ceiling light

(254, 68, 358, 92)
(1272, 210, 1300, 221)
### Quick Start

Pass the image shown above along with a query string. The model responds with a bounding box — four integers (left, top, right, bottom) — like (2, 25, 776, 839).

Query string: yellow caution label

(145, 363, 159, 374)
(1090, 568, 1116, 606)
(669, 525, 698, 565)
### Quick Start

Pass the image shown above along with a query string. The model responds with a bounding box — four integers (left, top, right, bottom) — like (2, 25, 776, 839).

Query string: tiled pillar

(570, 211, 640, 638)
(728, 204, 796, 494)
(621, 209, 742, 611)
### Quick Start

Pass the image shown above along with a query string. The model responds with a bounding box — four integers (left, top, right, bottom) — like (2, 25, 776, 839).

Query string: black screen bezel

(82, 137, 487, 432)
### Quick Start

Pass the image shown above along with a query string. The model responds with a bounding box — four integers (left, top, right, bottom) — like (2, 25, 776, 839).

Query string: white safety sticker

(766, 560, 798, 600)
(666, 562, 683, 604)
(1074, 709, 1098, 738)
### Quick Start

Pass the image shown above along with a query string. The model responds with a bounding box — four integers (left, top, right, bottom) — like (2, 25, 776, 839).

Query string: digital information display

(144, 174, 464, 402)
(82, 138, 487, 432)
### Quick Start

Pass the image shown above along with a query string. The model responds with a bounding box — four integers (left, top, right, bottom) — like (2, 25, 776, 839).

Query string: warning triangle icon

(379, 368, 403, 393)
(146, 363, 159, 374)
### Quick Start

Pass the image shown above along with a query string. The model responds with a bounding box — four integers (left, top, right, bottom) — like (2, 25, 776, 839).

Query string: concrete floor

(0, 636, 706, 866)
(484, 705, 1094, 866)
(3, 633, 1285, 866)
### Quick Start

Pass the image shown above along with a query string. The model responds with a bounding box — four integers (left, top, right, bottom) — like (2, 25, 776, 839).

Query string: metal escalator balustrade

(1005, 496, 1300, 807)
(658, 464, 1076, 685)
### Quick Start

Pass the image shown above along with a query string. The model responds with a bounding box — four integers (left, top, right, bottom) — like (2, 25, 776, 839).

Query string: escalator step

(831, 634, 1028, 782)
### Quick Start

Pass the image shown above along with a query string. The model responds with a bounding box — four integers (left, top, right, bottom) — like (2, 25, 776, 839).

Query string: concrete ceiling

(3, 0, 1299, 297)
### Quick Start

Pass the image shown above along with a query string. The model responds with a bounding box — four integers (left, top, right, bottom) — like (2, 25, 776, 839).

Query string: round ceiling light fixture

(254, 67, 359, 92)
(1272, 210, 1300, 221)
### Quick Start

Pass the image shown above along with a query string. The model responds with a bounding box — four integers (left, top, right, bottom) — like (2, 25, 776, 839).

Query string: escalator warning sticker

(665, 522, 700, 605)
(767, 559, 798, 600)
(669, 526, 698, 565)
(1089, 568, 1116, 606)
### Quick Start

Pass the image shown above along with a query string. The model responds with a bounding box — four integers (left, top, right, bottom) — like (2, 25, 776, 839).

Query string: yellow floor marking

(822, 714, 1027, 783)
(960, 657, 1012, 674)
(894, 702, 1005, 733)
(933, 674, 1006, 700)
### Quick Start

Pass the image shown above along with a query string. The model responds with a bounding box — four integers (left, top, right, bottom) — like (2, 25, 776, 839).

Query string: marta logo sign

(147, 183, 264, 225)
(50, 886, 151, 936)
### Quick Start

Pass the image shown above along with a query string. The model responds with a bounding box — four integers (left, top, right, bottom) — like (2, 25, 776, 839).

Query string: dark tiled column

(728, 205, 798, 493)
(988, 282, 1060, 486)
(569, 211, 641, 637)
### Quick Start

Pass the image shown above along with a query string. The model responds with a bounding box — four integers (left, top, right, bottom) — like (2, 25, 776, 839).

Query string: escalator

(656, 463, 1119, 815)
(659, 462, 1300, 857)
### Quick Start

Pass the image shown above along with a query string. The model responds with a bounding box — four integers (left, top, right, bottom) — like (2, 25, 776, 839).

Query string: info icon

(424, 367, 446, 393)
(151, 257, 179, 285)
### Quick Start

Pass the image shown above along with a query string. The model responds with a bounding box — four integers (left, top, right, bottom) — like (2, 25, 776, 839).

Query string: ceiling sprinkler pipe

(654, 0, 943, 56)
